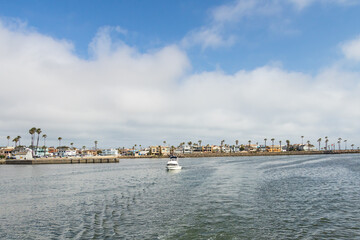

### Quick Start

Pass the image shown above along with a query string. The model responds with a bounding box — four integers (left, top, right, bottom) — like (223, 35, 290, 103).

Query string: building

(149, 146, 160, 155)
(34, 147, 49, 158)
(267, 145, 281, 152)
(0, 146, 14, 158)
(101, 148, 119, 156)
(160, 146, 170, 156)
(302, 144, 317, 151)
(139, 148, 150, 156)
(15, 148, 33, 160)
(57, 147, 77, 157)
(192, 146, 203, 152)
(81, 149, 97, 156)
(174, 145, 192, 154)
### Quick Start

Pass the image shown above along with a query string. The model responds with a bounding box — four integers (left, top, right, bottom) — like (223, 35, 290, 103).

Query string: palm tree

(220, 140, 225, 152)
(271, 138, 275, 151)
(12, 138, 16, 147)
(317, 138, 322, 151)
(344, 139, 347, 150)
(29, 127, 36, 147)
(42, 134, 47, 147)
(248, 140, 251, 149)
(163, 141, 167, 146)
(94, 140, 98, 150)
(301, 136, 304, 145)
(338, 138, 342, 150)
(235, 140, 239, 146)
(264, 138, 267, 148)
(171, 145, 175, 154)
(325, 137, 328, 150)
(7, 136, 10, 146)
(82, 146, 86, 156)
(307, 140, 311, 151)
(198, 140, 202, 146)
(58, 137, 62, 147)
(351, 144, 354, 150)
(17, 136, 21, 146)
(70, 142, 74, 149)
(286, 140, 290, 151)
(279, 140, 282, 152)
(187, 141, 192, 147)
(35, 128, 42, 155)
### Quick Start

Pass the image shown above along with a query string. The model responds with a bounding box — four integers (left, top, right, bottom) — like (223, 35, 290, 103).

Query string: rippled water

(1, 154, 360, 239)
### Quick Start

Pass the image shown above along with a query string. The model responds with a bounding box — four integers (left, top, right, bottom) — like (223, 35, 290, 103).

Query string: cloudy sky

(1, 0, 360, 149)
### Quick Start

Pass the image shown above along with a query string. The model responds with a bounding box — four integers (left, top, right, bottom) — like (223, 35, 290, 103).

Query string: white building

(58, 148, 77, 157)
(174, 145, 192, 154)
(15, 148, 33, 160)
(101, 148, 119, 156)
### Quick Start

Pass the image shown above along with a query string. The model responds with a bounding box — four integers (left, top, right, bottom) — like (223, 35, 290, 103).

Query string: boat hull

(166, 166, 182, 170)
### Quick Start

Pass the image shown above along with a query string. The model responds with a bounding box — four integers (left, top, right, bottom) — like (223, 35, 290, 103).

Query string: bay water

(1, 154, 360, 239)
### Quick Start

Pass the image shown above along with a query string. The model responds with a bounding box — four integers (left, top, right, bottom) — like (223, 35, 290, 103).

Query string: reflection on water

(1, 155, 360, 239)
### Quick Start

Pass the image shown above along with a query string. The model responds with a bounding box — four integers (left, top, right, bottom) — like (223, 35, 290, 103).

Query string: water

(1, 154, 360, 239)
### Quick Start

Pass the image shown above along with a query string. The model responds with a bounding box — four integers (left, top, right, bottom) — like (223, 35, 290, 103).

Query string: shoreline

(117, 149, 360, 159)
(1, 150, 359, 164)
(1, 156, 119, 165)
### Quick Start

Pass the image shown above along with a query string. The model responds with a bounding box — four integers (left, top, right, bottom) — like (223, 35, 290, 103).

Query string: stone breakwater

(2, 156, 119, 165)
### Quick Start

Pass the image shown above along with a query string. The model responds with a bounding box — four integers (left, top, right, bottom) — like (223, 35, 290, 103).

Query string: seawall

(2, 156, 119, 165)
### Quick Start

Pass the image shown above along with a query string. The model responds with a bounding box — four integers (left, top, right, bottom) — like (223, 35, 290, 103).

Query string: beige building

(149, 146, 170, 156)
(0, 147, 14, 158)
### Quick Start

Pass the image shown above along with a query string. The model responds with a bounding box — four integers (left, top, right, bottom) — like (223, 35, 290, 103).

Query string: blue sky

(1, 0, 360, 148)
(2, 0, 360, 73)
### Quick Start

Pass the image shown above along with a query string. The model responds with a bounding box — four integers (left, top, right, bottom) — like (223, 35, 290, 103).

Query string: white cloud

(182, 26, 235, 49)
(0, 20, 360, 148)
(181, 0, 283, 49)
(341, 35, 360, 61)
(183, 0, 360, 49)
(289, 0, 359, 10)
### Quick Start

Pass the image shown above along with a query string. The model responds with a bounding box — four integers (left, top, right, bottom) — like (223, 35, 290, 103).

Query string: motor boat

(166, 155, 182, 170)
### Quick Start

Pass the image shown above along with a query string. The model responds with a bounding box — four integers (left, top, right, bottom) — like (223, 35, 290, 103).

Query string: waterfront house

(222, 146, 231, 153)
(48, 147, 57, 157)
(212, 145, 221, 153)
(258, 145, 267, 152)
(302, 144, 317, 151)
(34, 147, 49, 158)
(245, 144, 258, 152)
(139, 148, 150, 156)
(81, 149, 97, 156)
(203, 145, 212, 153)
(192, 145, 203, 152)
(267, 145, 281, 152)
(160, 146, 170, 156)
(174, 145, 192, 154)
(15, 148, 33, 160)
(149, 146, 160, 155)
(101, 148, 119, 156)
(0, 146, 14, 158)
(57, 146, 77, 157)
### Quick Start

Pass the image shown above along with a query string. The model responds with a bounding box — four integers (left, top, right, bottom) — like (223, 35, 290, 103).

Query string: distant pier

(1, 156, 119, 165)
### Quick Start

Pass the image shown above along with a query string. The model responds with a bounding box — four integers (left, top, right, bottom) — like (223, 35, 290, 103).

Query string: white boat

(166, 156, 182, 170)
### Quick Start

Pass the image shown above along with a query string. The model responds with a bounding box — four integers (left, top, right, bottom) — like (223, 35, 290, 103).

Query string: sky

(1, 0, 360, 149)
